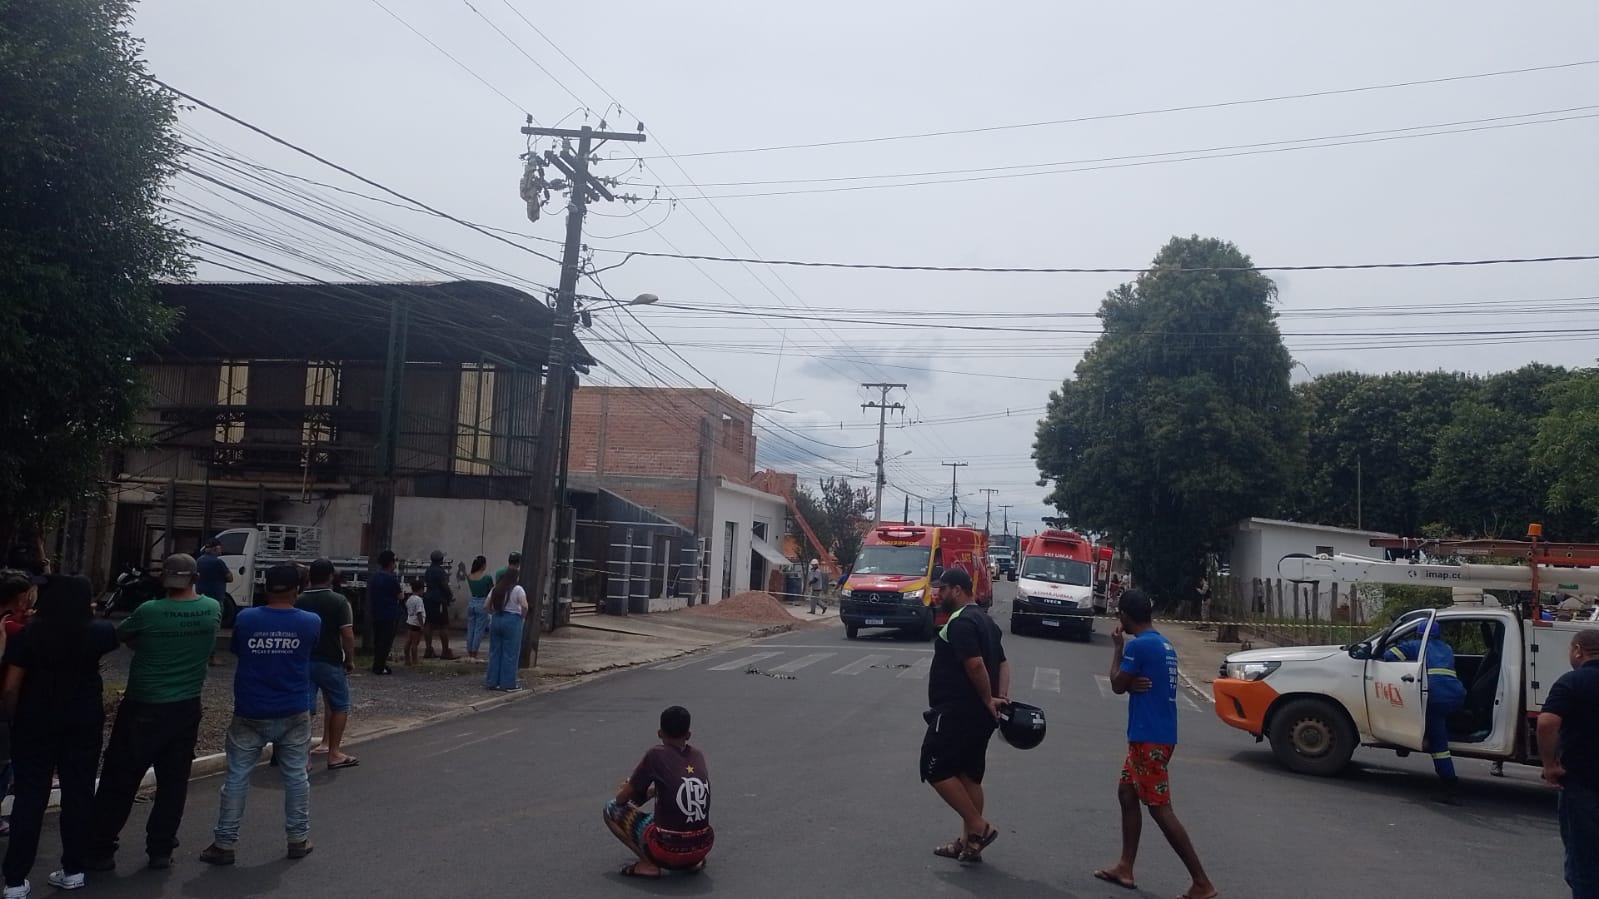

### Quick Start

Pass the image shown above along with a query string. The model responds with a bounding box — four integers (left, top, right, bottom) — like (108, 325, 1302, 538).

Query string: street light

(579, 293, 658, 327)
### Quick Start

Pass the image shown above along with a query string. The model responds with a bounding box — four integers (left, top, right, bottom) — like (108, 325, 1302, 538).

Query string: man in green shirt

(88, 553, 222, 871)
(296, 559, 359, 769)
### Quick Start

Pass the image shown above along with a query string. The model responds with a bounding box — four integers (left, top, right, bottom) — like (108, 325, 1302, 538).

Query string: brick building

(566, 386, 793, 601)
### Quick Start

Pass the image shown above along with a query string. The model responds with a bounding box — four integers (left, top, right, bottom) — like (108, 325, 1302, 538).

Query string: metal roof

(151, 280, 594, 369)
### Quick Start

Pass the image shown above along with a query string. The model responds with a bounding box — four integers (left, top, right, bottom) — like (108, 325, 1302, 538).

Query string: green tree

(1533, 368, 1599, 529)
(791, 478, 873, 569)
(0, 0, 189, 550)
(1033, 236, 1301, 600)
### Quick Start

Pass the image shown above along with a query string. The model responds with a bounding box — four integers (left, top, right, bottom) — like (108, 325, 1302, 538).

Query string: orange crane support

(781, 490, 841, 578)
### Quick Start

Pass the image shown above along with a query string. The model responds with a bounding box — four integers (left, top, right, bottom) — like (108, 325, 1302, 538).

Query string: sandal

(620, 862, 661, 879)
(957, 826, 998, 865)
(933, 837, 965, 859)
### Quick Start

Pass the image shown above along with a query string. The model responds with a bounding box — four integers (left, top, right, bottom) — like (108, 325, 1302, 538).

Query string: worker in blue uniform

(1385, 619, 1467, 803)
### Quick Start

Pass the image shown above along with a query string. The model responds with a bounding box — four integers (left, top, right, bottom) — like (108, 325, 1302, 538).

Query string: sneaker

(197, 845, 235, 866)
(147, 854, 172, 870)
(46, 871, 84, 890)
(3, 880, 28, 899)
(286, 839, 314, 859)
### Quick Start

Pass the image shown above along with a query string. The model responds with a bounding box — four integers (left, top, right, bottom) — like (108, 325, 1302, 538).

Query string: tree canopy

(791, 477, 873, 569)
(0, 0, 189, 550)
(1033, 235, 1301, 599)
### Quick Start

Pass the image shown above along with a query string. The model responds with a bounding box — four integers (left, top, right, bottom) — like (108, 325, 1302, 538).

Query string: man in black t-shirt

(1537, 628, 1599, 898)
(603, 706, 713, 879)
(922, 568, 1010, 866)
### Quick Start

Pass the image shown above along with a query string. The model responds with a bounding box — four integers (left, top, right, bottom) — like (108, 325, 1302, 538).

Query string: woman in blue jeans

(464, 556, 493, 662)
(484, 569, 527, 692)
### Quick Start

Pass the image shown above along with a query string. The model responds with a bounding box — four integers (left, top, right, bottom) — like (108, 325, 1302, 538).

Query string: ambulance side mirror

(930, 566, 944, 581)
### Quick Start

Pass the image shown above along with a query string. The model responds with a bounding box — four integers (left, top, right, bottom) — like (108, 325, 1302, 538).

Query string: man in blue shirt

(195, 538, 233, 668)
(199, 564, 321, 866)
(367, 550, 403, 676)
(1094, 590, 1216, 899)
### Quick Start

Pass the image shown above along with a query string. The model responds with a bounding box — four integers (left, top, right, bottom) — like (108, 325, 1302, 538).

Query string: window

(454, 363, 497, 475)
(1315, 545, 1335, 557)
(302, 361, 340, 454)
(215, 361, 249, 444)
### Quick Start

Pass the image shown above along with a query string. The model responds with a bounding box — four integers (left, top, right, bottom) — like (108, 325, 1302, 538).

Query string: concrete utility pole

(979, 488, 999, 534)
(998, 504, 1013, 539)
(861, 383, 906, 528)
(941, 461, 967, 527)
(516, 122, 646, 668)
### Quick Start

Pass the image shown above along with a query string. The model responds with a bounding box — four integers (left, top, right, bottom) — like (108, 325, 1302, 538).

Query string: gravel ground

(99, 640, 534, 756)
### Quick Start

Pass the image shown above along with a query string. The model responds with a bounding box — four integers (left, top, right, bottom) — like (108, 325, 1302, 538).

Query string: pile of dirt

(684, 591, 797, 625)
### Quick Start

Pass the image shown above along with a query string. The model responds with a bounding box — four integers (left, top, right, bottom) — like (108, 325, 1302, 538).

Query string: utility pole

(516, 122, 646, 668)
(979, 488, 999, 534)
(941, 461, 967, 527)
(903, 495, 910, 526)
(861, 383, 906, 528)
(998, 504, 1013, 539)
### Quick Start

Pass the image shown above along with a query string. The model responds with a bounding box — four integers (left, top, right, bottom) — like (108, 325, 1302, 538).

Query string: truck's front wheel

(1268, 698, 1356, 777)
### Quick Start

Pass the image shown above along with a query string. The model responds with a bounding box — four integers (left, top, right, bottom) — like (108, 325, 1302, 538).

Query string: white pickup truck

(1213, 550, 1599, 777)
(214, 524, 385, 610)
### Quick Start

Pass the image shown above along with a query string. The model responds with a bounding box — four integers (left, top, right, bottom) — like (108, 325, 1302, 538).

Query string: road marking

(1181, 691, 1203, 713)
(709, 652, 782, 671)
(1094, 674, 1126, 701)
(759, 643, 931, 653)
(831, 654, 890, 675)
(768, 652, 836, 673)
(654, 654, 721, 670)
(420, 728, 519, 759)
(898, 657, 933, 680)
(1032, 667, 1061, 693)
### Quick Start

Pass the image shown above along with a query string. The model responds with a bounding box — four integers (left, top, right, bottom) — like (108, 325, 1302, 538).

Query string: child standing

(403, 579, 427, 666)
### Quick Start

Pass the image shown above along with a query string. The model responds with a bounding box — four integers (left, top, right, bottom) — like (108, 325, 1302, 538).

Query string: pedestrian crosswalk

(651, 646, 1205, 711)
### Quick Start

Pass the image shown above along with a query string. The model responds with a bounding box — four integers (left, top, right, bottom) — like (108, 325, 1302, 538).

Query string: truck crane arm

(1278, 553, 1599, 593)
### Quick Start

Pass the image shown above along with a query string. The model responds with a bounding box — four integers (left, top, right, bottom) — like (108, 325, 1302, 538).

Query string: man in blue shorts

(294, 560, 358, 770)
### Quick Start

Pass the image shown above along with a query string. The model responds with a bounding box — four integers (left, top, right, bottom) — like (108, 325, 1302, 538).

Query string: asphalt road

(54, 582, 1567, 898)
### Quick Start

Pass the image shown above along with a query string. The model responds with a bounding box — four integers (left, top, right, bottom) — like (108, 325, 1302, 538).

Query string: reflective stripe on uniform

(1427, 668, 1457, 677)
(938, 604, 967, 642)
(1431, 751, 1452, 760)
(1386, 647, 1407, 660)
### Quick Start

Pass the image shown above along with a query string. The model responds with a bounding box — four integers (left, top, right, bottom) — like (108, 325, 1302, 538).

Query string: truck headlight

(902, 589, 924, 602)
(839, 588, 853, 598)
(1224, 660, 1281, 682)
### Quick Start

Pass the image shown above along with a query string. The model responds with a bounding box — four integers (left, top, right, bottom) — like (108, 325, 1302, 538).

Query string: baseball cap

(264, 564, 302, 593)
(203, 537, 223, 549)
(937, 567, 973, 592)
(162, 553, 198, 589)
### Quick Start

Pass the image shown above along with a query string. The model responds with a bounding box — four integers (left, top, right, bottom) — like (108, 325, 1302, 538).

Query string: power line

(633, 58, 1599, 159)
(367, 0, 535, 118)
(592, 250, 1599, 276)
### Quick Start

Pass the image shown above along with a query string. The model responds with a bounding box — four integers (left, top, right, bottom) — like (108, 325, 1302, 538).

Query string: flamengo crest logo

(676, 776, 709, 823)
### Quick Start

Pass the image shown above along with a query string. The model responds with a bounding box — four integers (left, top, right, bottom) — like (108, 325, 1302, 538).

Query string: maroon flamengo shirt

(629, 743, 711, 832)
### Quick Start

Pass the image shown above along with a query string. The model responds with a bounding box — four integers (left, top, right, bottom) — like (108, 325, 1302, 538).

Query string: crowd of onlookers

(0, 541, 529, 896)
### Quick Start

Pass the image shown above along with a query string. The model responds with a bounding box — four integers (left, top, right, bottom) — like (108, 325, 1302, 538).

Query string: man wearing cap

(295, 560, 359, 770)
(195, 538, 233, 668)
(923, 567, 1009, 865)
(422, 550, 456, 661)
(200, 565, 322, 865)
(88, 553, 222, 872)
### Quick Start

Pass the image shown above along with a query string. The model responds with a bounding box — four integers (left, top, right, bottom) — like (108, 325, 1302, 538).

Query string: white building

(709, 477, 790, 601)
(1228, 517, 1398, 619)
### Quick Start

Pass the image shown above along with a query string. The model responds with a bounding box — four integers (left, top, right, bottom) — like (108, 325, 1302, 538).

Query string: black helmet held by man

(997, 700, 1047, 750)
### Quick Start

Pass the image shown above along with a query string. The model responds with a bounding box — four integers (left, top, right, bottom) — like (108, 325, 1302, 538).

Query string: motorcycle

(99, 565, 162, 618)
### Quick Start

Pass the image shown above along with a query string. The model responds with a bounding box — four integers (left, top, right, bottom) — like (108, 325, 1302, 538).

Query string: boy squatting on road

(603, 705, 713, 879)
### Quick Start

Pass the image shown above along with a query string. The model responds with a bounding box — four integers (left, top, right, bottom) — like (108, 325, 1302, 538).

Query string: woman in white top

(484, 569, 527, 691)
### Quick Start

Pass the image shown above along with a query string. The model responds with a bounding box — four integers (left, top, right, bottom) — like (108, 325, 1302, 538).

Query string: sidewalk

(1161, 622, 1279, 702)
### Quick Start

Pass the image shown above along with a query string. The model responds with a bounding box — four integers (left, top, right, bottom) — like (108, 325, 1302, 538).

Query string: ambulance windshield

(1019, 556, 1093, 586)
(854, 544, 933, 577)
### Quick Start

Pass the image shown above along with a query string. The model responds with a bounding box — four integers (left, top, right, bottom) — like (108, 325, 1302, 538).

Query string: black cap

(308, 558, 336, 583)
(264, 564, 302, 592)
(203, 537, 223, 549)
(937, 567, 973, 592)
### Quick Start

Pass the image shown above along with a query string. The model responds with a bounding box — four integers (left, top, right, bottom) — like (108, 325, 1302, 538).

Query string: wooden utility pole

(516, 123, 645, 668)
(861, 383, 905, 528)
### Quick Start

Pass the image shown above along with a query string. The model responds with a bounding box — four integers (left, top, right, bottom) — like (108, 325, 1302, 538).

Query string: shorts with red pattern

(604, 800, 714, 869)
(1120, 741, 1175, 806)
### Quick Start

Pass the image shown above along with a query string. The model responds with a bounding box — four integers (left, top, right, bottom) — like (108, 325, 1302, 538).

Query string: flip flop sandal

(327, 757, 360, 770)
(1093, 869, 1138, 890)
(620, 862, 661, 879)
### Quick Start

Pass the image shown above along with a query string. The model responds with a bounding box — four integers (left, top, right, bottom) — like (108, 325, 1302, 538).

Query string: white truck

(214, 524, 393, 611)
(1213, 539, 1599, 777)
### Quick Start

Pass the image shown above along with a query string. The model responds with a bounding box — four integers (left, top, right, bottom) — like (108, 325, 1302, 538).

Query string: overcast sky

(134, 1, 1599, 532)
